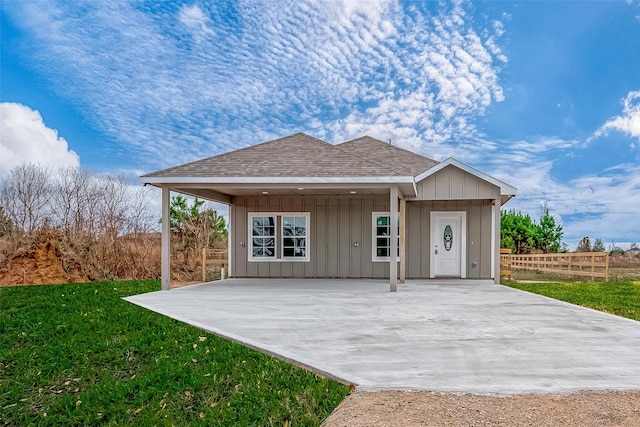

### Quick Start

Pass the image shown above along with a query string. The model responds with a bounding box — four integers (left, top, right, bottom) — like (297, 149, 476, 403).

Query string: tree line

(0, 164, 226, 283)
(500, 207, 563, 254)
(0, 164, 160, 281)
(500, 207, 624, 255)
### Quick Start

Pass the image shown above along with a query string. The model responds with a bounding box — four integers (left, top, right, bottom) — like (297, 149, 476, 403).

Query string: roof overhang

(414, 157, 517, 204)
(141, 176, 418, 204)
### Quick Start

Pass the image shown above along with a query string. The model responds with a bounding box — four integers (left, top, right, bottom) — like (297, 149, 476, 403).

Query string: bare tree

(52, 166, 93, 236)
(0, 164, 52, 233)
(0, 164, 162, 281)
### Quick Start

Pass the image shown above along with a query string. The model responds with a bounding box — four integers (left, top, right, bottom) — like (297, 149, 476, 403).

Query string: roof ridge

(339, 135, 438, 163)
(335, 135, 438, 176)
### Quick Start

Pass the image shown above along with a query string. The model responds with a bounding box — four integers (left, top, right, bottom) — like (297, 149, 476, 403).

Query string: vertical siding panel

(315, 198, 327, 277)
(338, 198, 351, 277)
(435, 168, 450, 199)
(463, 174, 480, 199)
(234, 198, 247, 277)
(326, 197, 339, 277)
(257, 196, 269, 212)
(350, 198, 362, 277)
(480, 201, 492, 278)
(290, 196, 302, 211)
(468, 201, 481, 279)
(419, 177, 436, 199)
(422, 201, 432, 278)
(406, 202, 422, 278)
(361, 196, 374, 277)
(451, 168, 464, 199)
(303, 197, 316, 277)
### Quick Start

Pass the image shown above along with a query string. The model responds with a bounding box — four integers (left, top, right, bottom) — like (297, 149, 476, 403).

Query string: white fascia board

(414, 157, 517, 196)
(140, 175, 415, 185)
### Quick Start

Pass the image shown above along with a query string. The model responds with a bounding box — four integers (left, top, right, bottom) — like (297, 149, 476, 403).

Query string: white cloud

(178, 4, 215, 41)
(2, 0, 507, 168)
(596, 90, 640, 141)
(0, 103, 80, 177)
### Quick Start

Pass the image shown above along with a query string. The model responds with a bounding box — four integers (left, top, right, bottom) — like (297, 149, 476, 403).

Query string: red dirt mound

(0, 238, 88, 286)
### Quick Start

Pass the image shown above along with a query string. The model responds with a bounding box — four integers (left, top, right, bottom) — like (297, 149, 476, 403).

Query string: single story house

(141, 133, 516, 291)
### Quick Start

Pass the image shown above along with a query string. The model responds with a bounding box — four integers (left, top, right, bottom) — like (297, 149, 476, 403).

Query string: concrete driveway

(125, 279, 640, 394)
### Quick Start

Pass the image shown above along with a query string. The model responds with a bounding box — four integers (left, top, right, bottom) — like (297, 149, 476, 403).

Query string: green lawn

(0, 280, 350, 426)
(506, 281, 640, 321)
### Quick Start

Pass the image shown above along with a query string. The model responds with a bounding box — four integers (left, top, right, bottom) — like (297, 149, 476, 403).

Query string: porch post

(493, 197, 501, 284)
(390, 186, 398, 292)
(161, 187, 171, 290)
(399, 198, 406, 284)
(227, 204, 233, 278)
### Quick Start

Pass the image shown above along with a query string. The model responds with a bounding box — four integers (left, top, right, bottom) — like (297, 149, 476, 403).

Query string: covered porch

(155, 182, 415, 292)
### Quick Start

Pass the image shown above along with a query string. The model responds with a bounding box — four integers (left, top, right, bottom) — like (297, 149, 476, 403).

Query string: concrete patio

(124, 279, 640, 394)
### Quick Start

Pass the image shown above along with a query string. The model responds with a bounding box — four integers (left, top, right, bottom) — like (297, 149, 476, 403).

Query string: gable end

(415, 164, 500, 200)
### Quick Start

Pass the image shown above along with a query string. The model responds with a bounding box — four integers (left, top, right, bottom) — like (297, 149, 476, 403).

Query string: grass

(505, 281, 640, 321)
(0, 280, 350, 426)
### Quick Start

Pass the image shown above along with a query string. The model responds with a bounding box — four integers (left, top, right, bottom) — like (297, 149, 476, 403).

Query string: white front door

(430, 212, 466, 278)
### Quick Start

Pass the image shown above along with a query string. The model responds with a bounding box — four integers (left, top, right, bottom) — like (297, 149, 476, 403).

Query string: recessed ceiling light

(262, 191, 269, 195)
(350, 191, 357, 194)
(297, 187, 304, 191)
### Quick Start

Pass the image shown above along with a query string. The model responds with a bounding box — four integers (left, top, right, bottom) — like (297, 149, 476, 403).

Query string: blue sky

(1, 0, 639, 249)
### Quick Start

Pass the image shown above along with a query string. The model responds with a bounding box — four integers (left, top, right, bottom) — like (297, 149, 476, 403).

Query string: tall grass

(0, 280, 349, 425)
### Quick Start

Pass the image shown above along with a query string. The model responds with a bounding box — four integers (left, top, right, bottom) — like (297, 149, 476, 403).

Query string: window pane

(283, 247, 294, 257)
(284, 216, 306, 236)
(377, 226, 389, 236)
(253, 238, 274, 247)
(252, 216, 275, 237)
(377, 237, 390, 247)
(377, 216, 389, 226)
(377, 247, 389, 257)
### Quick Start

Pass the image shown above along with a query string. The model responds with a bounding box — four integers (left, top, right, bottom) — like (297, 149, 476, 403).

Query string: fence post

(500, 248, 512, 280)
(605, 252, 609, 282)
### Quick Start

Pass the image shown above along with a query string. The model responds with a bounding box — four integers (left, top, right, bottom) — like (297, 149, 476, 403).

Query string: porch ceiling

(159, 181, 416, 204)
(172, 186, 393, 203)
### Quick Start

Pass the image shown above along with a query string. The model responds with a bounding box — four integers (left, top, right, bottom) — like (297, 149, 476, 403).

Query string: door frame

(430, 211, 467, 278)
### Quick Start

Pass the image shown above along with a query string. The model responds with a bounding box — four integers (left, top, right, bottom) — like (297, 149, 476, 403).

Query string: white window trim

(372, 212, 400, 263)
(248, 212, 310, 262)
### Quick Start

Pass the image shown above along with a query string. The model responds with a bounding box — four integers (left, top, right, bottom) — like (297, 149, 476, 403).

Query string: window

(372, 212, 400, 262)
(251, 215, 276, 259)
(282, 216, 307, 258)
(249, 213, 309, 262)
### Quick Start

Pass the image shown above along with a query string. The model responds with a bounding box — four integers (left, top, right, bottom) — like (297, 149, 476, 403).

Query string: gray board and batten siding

(231, 165, 498, 279)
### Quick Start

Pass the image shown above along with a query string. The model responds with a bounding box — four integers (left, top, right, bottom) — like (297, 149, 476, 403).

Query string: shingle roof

(336, 136, 438, 177)
(142, 132, 438, 179)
